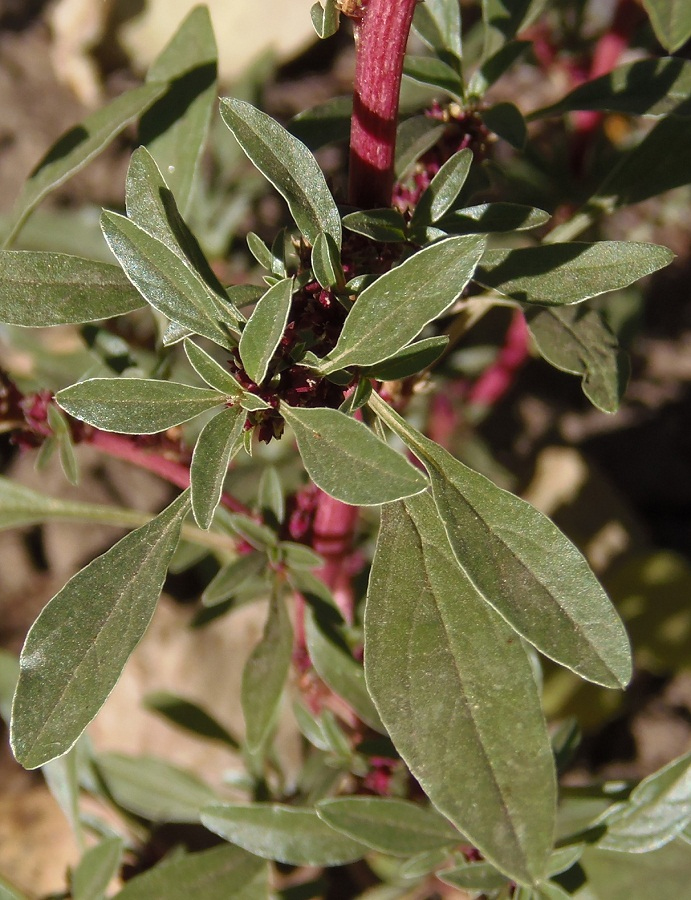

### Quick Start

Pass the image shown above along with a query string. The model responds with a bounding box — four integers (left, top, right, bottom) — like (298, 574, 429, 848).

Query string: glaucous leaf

(101, 211, 240, 348)
(0, 252, 145, 326)
(435, 203, 549, 235)
(370, 395, 632, 689)
(410, 149, 472, 229)
(279, 404, 427, 506)
(597, 751, 691, 853)
(0, 650, 19, 723)
(114, 845, 268, 900)
(47, 405, 79, 486)
(341, 208, 407, 243)
(316, 797, 460, 857)
(403, 56, 464, 101)
(412, 0, 462, 71)
(365, 494, 556, 885)
(241, 590, 293, 752)
(184, 339, 244, 396)
(481, 0, 536, 58)
(642, 0, 691, 53)
(143, 691, 239, 748)
(395, 116, 446, 179)
(11, 491, 190, 769)
(43, 747, 82, 847)
(57, 378, 224, 434)
(190, 406, 245, 529)
(474, 242, 674, 306)
(201, 803, 368, 866)
(527, 306, 628, 413)
(72, 837, 124, 900)
(279, 542, 323, 570)
(202, 552, 266, 607)
(361, 336, 449, 381)
(289, 95, 353, 151)
(311, 0, 340, 40)
(239, 278, 294, 384)
(311, 231, 345, 290)
(96, 752, 216, 822)
(258, 466, 285, 526)
(574, 840, 691, 899)
(482, 101, 527, 148)
(2, 83, 166, 248)
(141, 6, 218, 216)
(305, 608, 384, 732)
(468, 40, 530, 97)
(530, 58, 691, 119)
(320, 236, 486, 372)
(220, 98, 341, 247)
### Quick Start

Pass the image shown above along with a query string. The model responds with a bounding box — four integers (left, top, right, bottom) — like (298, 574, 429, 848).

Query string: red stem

(348, 0, 419, 208)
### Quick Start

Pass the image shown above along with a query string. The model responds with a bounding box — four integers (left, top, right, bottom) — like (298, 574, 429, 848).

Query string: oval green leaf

(72, 838, 124, 900)
(280, 404, 427, 506)
(11, 491, 190, 769)
(410, 148, 472, 229)
(239, 278, 294, 384)
(184, 339, 244, 396)
(191, 406, 245, 529)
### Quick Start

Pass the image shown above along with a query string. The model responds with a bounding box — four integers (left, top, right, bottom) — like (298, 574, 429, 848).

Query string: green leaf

(11, 491, 190, 769)
(474, 242, 674, 306)
(220, 98, 341, 248)
(43, 747, 83, 848)
(395, 116, 446, 179)
(125, 149, 240, 320)
(280, 404, 427, 506)
(72, 837, 124, 900)
(438, 861, 509, 891)
(114, 845, 268, 900)
(434, 203, 549, 235)
(141, 6, 218, 216)
(279, 542, 323, 570)
(191, 406, 245, 529)
(530, 58, 691, 120)
(202, 552, 266, 607)
(47, 404, 79, 486)
(412, 0, 463, 73)
(527, 306, 629, 413)
(0, 650, 19, 724)
(316, 797, 461, 857)
(201, 803, 368, 866)
(481, 0, 536, 59)
(403, 56, 464, 101)
(143, 691, 239, 749)
(341, 209, 407, 243)
(184, 339, 244, 396)
(574, 840, 691, 899)
(642, 0, 691, 53)
(246, 232, 274, 270)
(370, 395, 632, 689)
(311, 0, 340, 39)
(597, 752, 691, 853)
(361, 336, 449, 380)
(410, 149, 473, 230)
(468, 40, 531, 98)
(0, 252, 145, 326)
(365, 493, 556, 885)
(57, 377, 224, 434)
(482, 101, 527, 148)
(2, 82, 166, 248)
(289, 95, 353, 151)
(0, 878, 28, 900)
(311, 231, 345, 290)
(320, 236, 486, 372)
(305, 608, 384, 732)
(241, 589, 293, 752)
(96, 751, 216, 822)
(258, 466, 285, 526)
(239, 278, 293, 384)
(220, 511, 278, 549)
(101, 211, 240, 348)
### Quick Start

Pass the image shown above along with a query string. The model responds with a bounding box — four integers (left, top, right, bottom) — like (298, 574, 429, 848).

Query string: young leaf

(238, 277, 294, 384)
(0, 253, 145, 326)
(57, 378, 224, 434)
(113, 844, 268, 900)
(369, 395, 632, 689)
(246, 232, 274, 271)
(316, 797, 461, 857)
(141, 5, 218, 216)
(96, 752, 216, 822)
(474, 242, 674, 306)
(241, 589, 293, 752)
(527, 306, 629, 413)
(365, 494, 556, 885)
(184, 339, 244, 396)
(220, 98, 342, 247)
(202, 552, 266, 607)
(191, 406, 245, 529)
(201, 803, 368, 866)
(71, 837, 124, 900)
(641, 1, 691, 53)
(11, 491, 190, 769)
(361, 336, 449, 381)
(410, 149, 473, 229)
(280, 404, 428, 506)
(320, 236, 486, 372)
(2, 82, 166, 248)
(143, 691, 239, 749)
(530, 57, 691, 120)
(341, 208, 408, 242)
(311, 231, 345, 290)
(597, 751, 691, 853)
(101, 211, 240, 348)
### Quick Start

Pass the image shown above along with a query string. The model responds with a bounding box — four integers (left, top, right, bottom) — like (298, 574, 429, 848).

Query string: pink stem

(348, 0, 419, 208)
(312, 490, 360, 623)
(466, 311, 529, 409)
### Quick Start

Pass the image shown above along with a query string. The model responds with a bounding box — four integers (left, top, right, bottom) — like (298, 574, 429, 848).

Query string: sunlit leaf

(184, 339, 244, 396)
(642, 0, 691, 53)
(190, 406, 245, 529)
(239, 278, 293, 384)
(410, 149, 472, 229)
(143, 691, 239, 749)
